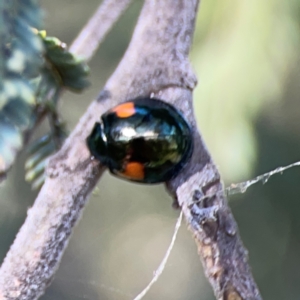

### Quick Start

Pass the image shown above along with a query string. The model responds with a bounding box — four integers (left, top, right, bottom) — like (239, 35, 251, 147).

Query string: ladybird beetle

(86, 97, 193, 183)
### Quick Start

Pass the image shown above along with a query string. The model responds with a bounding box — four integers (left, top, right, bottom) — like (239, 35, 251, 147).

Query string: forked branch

(0, 1, 262, 299)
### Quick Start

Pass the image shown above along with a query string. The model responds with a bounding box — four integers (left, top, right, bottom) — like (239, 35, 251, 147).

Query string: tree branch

(168, 161, 262, 299)
(0, 1, 262, 300)
(0, 0, 132, 183)
(69, 0, 133, 60)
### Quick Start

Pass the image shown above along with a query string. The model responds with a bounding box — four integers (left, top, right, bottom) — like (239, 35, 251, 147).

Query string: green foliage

(34, 31, 90, 108)
(0, 10, 90, 185)
(0, 0, 43, 179)
(25, 125, 67, 190)
(24, 32, 90, 189)
(41, 32, 90, 92)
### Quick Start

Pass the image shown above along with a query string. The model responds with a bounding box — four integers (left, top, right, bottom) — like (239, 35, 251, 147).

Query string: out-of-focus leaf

(0, 0, 43, 178)
(40, 33, 90, 92)
(25, 125, 67, 190)
(22, 32, 90, 189)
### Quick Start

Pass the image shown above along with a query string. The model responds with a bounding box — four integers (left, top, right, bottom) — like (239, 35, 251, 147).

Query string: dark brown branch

(0, 1, 262, 300)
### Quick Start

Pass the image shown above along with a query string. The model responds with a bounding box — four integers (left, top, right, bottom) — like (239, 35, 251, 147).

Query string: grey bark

(0, 1, 262, 300)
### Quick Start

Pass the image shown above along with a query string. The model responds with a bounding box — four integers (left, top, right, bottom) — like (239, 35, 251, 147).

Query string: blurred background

(1, 0, 300, 299)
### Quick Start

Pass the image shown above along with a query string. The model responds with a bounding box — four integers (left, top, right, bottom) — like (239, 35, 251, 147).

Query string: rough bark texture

(0, 1, 262, 299)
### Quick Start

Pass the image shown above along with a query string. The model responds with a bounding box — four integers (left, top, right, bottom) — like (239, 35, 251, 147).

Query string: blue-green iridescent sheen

(86, 98, 193, 183)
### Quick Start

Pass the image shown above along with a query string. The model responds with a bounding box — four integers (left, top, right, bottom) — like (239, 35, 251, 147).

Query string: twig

(69, 0, 133, 60)
(0, 1, 262, 300)
(227, 161, 300, 195)
(133, 212, 183, 300)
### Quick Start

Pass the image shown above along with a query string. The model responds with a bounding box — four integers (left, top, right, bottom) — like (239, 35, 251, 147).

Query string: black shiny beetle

(86, 97, 193, 183)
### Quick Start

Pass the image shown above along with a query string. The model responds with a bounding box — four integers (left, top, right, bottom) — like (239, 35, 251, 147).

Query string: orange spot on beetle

(113, 102, 135, 118)
(123, 162, 145, 180)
